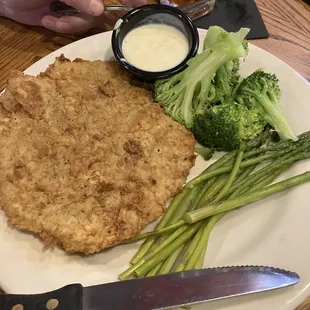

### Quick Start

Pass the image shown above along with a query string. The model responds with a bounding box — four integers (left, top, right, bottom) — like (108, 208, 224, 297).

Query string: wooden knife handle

(0, 284, 83, 310)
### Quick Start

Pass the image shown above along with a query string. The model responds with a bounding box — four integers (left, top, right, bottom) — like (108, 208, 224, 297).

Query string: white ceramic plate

(0, 29, 310, 310)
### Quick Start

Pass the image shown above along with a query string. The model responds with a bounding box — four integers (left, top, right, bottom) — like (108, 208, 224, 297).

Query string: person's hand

(1, 0, 147, 34)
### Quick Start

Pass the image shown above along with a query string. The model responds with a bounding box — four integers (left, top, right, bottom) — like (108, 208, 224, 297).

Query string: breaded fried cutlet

(0, 55, 196, 254)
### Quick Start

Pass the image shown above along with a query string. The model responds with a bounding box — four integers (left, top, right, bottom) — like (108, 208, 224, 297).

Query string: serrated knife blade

(0, 266, 299, 310)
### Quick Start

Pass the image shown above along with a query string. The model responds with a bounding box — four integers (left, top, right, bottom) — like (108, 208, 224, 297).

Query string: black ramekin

(111, 4, 199, 81)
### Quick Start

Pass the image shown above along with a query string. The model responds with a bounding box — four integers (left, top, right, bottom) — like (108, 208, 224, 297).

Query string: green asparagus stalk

(230, 164, 291, 199)
(174, 224, 205, 272)
(202, 150, 237, 172)
(127, 177, 237, 244)
(119, 257, 146, 280)
(158, 244, 186, 275)
(232, 166, 257, 185)
(121, 225, 194, 279)
(198, 175, 228, 205)
(200, 166, 255, 206)
(193, 162, 293, 270)
(243, 139, 295, 160)
(146, 262, 163, 277)
(227, 163, 281, 199)
(213, 143, 245, 202)
(186, 131, 278, 190)
(120, 227, 189, 280)
(187, 165, 287, 273)
(245, 164, 291, 195)
(187, 136, 310, 189)
(134, 223, 201, 277)
(194, 250, 206, 269)
(131, 183, 207, 265)
(184, 145, 245, 270)
(184, 213, 225, 270)
(129, 188, 191, 264)
(142, 225, 189, 260)
(245, 130, 277, 150)
(243, 131, 309, 160)
(226, 150, 310, 199)
(186, 151, 287, 188)
(184, 172, 310, 224)
(166, 184, 206, 225)
(125, 220, 186, 244)
(129, 183, 208, 256)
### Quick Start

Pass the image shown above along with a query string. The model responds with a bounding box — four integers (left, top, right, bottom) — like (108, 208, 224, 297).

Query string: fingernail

(58, 21, 72, 32)
(89, 0, 104, 16)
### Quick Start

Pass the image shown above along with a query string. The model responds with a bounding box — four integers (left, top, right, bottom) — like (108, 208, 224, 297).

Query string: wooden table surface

(0, 0, 309, 308)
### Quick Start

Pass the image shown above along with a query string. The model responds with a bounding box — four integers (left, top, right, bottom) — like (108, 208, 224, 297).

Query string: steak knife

(0, 266, 299, 310)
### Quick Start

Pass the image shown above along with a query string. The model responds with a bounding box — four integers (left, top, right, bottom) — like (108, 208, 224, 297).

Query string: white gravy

(122, 24, 189, 72)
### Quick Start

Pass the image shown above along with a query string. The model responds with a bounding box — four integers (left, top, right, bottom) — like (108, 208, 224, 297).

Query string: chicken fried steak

(0, 56, 196, 254)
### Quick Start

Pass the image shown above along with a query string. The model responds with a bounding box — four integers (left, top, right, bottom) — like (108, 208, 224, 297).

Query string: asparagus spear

(127, 183, 206, 247)
(186, 134, 310, 188)
(129, 188, 191, 264)
(186, 150, 290, 188)
(186, 161, 292, 271)
(185, 171, 310, 224)
(213, 142, 245, 202)
(182, 143, 246, 271)
(225, 148, 310, 198)
(174, 224, 205, 272)
(145, 262, 163, 277)
(184, 213, 225, 270)
(194, 249, 206, 269)
(245, 164, 291, 194)
(135, 223, 201, 277)
(119, 131, 310, 281)
(158, 244, 186, 275)
(198, 175, 227, 205)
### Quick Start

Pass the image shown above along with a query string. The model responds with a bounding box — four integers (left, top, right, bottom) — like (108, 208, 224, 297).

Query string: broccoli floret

(154, 27, 250, 128)
(202, 27, 243, 104)
(235, 70, 297, 141)
(192, 102, 266, 151)
(211, 40, 248, 103)
(203, 26, 231, 50)
(212, 59, 241, 103)
(232, 58, 241, 75)
(194, 146, 214, 160)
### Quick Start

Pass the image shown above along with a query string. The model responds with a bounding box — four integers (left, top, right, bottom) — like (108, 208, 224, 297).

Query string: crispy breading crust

(0, 55, 196, 254)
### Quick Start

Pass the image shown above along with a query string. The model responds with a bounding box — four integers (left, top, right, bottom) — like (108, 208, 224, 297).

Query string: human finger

(60, 0, 104, 16)
(42, 13, 96, 34)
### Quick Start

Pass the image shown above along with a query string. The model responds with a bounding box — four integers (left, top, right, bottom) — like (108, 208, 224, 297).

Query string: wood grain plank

(253, 0, 310, 81)
(0, 18, 83, 91)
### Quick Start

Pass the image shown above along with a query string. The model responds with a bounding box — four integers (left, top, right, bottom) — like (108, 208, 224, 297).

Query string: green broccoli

(194, 146, 214, 160)
(235, 70, 297, 141)
(212, 59, 241, 103)
(192, 101, 266, 151)
(203, 27, 245, 104)
(154, 26, 250, 128)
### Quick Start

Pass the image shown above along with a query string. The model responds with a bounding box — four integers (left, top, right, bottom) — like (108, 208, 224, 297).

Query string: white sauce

(122, 24, 189, 72)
